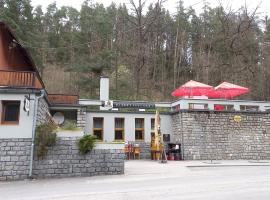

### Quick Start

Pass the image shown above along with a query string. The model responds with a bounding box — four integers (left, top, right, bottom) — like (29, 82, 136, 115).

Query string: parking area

(1, 160, 270, 200)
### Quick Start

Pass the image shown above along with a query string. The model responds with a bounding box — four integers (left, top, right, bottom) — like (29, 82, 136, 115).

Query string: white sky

(31, 0, 270, 16)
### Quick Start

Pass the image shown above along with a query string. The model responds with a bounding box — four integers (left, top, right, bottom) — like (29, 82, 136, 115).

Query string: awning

(171, 80, 214, 97)
(208, 82, 249, 99)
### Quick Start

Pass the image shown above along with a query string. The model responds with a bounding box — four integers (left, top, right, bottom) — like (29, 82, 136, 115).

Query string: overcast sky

(31, 0, 269, 16)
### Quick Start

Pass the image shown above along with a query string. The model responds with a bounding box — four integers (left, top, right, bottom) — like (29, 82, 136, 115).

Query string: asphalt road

(1, 160, 270, 200)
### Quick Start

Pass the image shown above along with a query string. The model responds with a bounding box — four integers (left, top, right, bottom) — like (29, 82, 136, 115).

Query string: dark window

(151, 118, 161, 133)
(135, 118, 144, 140)
(240, 105, 259, 111)
(93, 129, 103, 140)
(151, 118, 155, 131)
(135, 118, 144, 129)
(93, 117, 103, 140)
(2, 101, 20, 124)
(135, 130, 144, 140)
(115, 130, 124, 140)
(115, 118, 124, 141)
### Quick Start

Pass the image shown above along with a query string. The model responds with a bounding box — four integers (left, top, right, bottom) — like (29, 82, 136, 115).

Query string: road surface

(1, 160, 270, 200)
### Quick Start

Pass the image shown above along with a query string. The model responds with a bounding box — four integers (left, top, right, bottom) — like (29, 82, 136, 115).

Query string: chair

(124, 145, 130, 160)
(134, 146, 141, 159)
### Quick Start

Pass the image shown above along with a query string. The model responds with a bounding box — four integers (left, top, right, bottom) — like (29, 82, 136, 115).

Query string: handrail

(0, 70, 42, 88)
(48, 94, 79, 104)
(0, 69, 35, 73)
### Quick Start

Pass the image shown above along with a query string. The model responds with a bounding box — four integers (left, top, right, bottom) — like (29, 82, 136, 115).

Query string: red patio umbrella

(171, 80, 214, 97)
(208, 82, 249, 99)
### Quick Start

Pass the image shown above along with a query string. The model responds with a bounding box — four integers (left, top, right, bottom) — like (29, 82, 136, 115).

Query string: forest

(0, 0, 269, 101)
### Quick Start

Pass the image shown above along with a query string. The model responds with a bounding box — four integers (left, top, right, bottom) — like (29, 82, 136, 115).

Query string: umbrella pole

(159, 129, 167, 164)
(160, 148, 167, 163)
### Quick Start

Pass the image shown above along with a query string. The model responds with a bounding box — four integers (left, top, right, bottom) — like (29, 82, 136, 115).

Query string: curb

(186, 164, 270, 168)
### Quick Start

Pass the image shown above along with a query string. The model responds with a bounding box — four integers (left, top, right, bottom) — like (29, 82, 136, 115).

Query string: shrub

(60, 120, 78, 131)
(77, 135, 96, 155)
(35, 122, 57, 158)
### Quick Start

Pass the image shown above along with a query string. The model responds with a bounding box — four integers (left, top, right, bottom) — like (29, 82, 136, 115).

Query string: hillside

(0, 0, 269, 101)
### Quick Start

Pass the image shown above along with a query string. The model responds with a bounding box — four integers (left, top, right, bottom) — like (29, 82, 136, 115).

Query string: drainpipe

(29, 89, 45, 179)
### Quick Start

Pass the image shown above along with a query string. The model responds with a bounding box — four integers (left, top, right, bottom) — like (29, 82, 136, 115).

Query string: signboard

(24, 96, 30, 112)
(163, 134, 170, 142)
(101, 100, 113, 109)
(112, 101, 155, 109)
(234, 115, 242, 122)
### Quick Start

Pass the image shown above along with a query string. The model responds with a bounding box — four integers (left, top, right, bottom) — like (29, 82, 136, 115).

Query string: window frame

(135, 118, 144, 141)
(93, 117, 104, 141)
(114, 117, 125, 141)
(240, 105, 259, 111)
(151, 118, 155, 131)
(188, 103, 209, 110)
(1, 100, 20, 125)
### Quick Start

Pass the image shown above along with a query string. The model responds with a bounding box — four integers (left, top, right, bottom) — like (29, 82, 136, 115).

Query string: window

(151, 118, 161, 133)
(1, 101, 20, 124)
(135, 118, 144, 141)
(189, 103, 208, 110)
(172, 105, 180, 112)
(151, 118, 155, 131)
(93, 117, 103, 140)
(214, 104, 234, 111)
(240, 105, 259, 111)
(150, 118, 155, 143)
(115, 118, 124, 141)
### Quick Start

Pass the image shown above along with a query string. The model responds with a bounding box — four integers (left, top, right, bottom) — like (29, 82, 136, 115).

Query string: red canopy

(171, 80, 214, 97)
(208, 82, 249, 99)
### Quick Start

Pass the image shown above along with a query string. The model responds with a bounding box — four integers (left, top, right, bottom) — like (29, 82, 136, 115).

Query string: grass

(58, 120, 81, 131)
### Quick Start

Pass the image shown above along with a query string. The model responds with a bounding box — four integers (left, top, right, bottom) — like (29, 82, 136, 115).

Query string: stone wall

(77, 107, 86, 128)
(0, 139, 31, 181)
(32, 138, 124, 178)
(0, 137, 124, 181)
(135, 142, 151, 159)
(172, 111, 270, 160)
(36, 97, 50, 125)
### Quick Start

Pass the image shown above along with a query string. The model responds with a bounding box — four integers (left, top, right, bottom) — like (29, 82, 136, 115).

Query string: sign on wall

(112, 101, 155, 109)
(24, 95, 30, 113)
(103, 100, 113, 109)
(234, 115, 242, 122)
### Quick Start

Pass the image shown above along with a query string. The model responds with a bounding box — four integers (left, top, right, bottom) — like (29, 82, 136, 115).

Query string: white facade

(171, 98, 270, 111)
(0, 93, 36, 138)
(85, 112, 172, 143)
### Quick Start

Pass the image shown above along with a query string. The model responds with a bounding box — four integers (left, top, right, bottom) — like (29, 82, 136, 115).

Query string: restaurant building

(1, 20, 270, 177)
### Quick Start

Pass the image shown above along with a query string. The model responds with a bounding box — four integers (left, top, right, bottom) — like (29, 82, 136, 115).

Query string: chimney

(100, 76, 109, 110)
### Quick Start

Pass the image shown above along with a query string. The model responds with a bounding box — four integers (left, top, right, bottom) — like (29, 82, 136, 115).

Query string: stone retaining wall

(172, 111, 270, 160)
(0, 137, 124, 181)
(77, 107, 86, 128)
(135, 142, 151, 159)
(0, 139, 31, 181)
(36, 97, 50, 125)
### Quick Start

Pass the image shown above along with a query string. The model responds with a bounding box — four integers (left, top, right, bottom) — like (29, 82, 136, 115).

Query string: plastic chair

(134, 146, 141, 159)
(124, 145, 130, 160)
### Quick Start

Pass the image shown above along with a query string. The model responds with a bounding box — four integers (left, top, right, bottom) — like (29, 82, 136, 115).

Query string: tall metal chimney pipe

(100, 76, 109, 110)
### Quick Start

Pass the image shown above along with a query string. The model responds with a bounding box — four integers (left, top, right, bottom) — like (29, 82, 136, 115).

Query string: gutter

(0, 88, 41, 94)
(29, 89, 45, 179)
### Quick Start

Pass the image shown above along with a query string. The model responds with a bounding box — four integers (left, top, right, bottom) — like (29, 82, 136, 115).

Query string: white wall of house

(171, 98, 270, 111)
(0, 93, 36, 138)
(85, 112, 172, 143)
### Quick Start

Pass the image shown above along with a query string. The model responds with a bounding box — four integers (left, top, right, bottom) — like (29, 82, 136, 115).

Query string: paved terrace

(1, 160, 270, 200)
